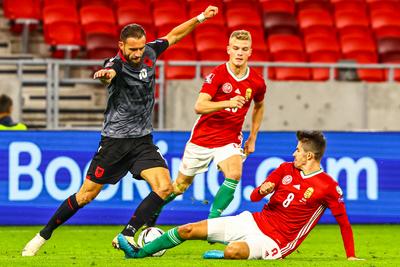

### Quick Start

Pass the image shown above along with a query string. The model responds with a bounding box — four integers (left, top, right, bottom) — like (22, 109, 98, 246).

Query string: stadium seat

(194, 24, 229, 44)
(3, 0, 41, 53)
(43, 0, 77, 8)
(296, 0, 332, 11)
(298, 9, 335, 37)
(86, 33, 118, 59)
(224, 0, 261, 11)
(377, 37, 400, 62)
(79, 0, 109, 7)
(268, 34, 311, 80)
(367, 0, 400, 14)
(304, 36, 341, 80)
(225, 9, 263, 31)
(189, 2, 226, 27)
(44, 21, 84, 58)
(370, 11, 400, 39)
(260, 0, 295, 15)
(163, 47, 197, 79)
(340, 36, 385, 81)
(80, 5, 118, 37)
(152, 0, 187, 13)
(153, 10, 188, 29)
(248, 49, 274, 78)
(196, 37, 227, 77)
(335, 10, 371, 39)
(43, 6, 80, 42)
(116, 6, 155, 33)
(114, 0, 151, 11)
(263, 12, 298, 35)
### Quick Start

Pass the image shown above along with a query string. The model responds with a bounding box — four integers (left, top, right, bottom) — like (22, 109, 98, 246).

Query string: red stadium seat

(268, 34, 311, 80)
(163, 47, 197, 79)
(304, 36, 341, 80)
(153, 10, 188, 28)
(114, 0, 151, 11)
(224, 0, 261, 11)
(332, 0, 367, 14)
(43, 0, 77, 8)
(260, 0, 295, 15)
(225, 9, 263, 30)
(341, 36, 385, 81)
(335, 11, 371, 39)
(248, 49, 274, 78)
(194, 24, 229, 45)
(377, 37, 400, 62)
(296, 0, 332, 11)
(196, 38, 227, 77)
(370, 11, 400, 39)
(80, 5, 118, 37)
(298, 9, 335, 37)
(116, 6, 155, 33)
(263, 12, 298, 35)
(152, 0, 187, 13)
(367, 0, 400, 14)
(79, 0, 109, 7)
(86, 33, 118, 59)
(189, 2, 226, 27)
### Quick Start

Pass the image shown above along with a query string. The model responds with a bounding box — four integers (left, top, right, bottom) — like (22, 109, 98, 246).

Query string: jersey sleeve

(253, 81, 266, 103)
(250, 163, 286, 201)
(324, 182, 347, 216)
(146, 38, 169, 58)
(200, 68, 221, 98)
(103, 57, 122, 75)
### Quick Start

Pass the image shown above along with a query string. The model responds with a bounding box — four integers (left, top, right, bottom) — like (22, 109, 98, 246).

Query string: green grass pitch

(0, 224, 398, 267)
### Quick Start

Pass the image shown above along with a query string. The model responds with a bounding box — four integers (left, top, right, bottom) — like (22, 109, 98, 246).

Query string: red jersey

(189, 63, 266, 148)
(251, 162, 352, 258)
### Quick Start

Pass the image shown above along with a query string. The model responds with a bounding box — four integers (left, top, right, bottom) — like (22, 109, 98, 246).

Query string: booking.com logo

(7, 141, 378, 215)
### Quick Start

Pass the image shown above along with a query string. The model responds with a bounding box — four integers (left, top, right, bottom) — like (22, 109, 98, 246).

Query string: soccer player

(148, 30, 266, 226)
(21, 6, 219, 256)
(117, 131, 362, 261)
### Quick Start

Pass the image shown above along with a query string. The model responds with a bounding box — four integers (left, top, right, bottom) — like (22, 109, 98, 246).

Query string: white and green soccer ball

(137, 227, 166, 257)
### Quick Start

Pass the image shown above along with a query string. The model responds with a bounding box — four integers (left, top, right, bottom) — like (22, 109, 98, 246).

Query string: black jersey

(101, 39, 169, 138)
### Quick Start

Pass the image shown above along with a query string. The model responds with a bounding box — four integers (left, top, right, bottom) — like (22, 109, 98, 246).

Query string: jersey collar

(225, 63, 250, 82)
(300, 168, 323, 179)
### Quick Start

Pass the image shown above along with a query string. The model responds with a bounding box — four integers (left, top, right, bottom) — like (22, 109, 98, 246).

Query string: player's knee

(177, 224, 194, 239)
(76, 192, 95, 206)
(224, 243, 248, 259)
(155, 183, 173, 199)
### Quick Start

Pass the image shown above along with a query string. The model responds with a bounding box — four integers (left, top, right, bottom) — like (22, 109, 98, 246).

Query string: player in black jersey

(22, 5, 218, 256)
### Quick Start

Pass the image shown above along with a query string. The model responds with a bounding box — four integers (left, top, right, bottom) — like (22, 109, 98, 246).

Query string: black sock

(39, 194, 82, 240)
(121, 191, 164, 237)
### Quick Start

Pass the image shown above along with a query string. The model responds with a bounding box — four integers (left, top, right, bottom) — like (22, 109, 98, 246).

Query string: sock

(39, 194, 82, 240)
(121, 191, 164, 237)
(137, 227, 185, 258)
(146, 192, 179, 227)
(208, 178, 239, 219)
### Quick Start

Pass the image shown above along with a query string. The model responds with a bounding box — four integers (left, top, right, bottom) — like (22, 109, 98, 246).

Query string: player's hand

(203, 6, 218, 20)
(93, 69, 113, 80)
(244, 138, 256, 156)
(229, 96, 246, 109)
(347, 257, 365, 261)
(259, 182, 275, 195)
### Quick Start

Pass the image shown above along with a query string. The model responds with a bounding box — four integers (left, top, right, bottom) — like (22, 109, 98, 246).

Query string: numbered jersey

(252, 162, 347, 258)
(189, 63, 266, 148)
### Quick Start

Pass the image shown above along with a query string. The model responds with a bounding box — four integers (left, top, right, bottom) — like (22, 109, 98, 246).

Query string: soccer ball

(137, 227, 166, 257)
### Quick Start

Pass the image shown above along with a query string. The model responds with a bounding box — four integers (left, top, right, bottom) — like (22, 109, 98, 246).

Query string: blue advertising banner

(0, 131, 399, 225)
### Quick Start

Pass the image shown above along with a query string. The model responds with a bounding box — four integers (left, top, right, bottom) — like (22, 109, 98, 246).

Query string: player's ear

(307, 151, 314, 160)
(118, 41, 124, 51)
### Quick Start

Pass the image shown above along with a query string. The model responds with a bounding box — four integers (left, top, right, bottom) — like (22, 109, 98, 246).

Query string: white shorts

(179, 142, 245, 177)
(207, 211, 282, 260)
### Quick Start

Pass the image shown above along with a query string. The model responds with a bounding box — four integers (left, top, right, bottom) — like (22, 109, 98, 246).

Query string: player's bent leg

(224, 241, 250, 259)
(178, 220, 208, 240)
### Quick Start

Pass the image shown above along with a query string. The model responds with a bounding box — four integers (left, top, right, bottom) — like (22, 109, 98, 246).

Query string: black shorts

(86, 134, 168, 184)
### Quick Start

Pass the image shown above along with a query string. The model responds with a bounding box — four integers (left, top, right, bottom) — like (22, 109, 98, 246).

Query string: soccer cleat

(112, 234, 136, 250)
(22, 233, 46, 256)
(117, 233, 140, 258)
(203, 250, 225, 259)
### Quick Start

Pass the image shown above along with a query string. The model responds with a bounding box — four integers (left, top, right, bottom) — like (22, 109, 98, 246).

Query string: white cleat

(112, 234, 136, 250)
(22, 233, 46, 256)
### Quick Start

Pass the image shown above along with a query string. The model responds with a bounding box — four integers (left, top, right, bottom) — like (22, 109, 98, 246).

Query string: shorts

(207, 211, 282, 260)
(86, 134, 168, 184)
(179, 142, 245, 176)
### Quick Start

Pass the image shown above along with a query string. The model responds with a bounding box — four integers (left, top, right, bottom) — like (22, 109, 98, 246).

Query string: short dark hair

(296, 131, 326, 161)
(0, 94, 12, 113)
(120, 24, 146, 42)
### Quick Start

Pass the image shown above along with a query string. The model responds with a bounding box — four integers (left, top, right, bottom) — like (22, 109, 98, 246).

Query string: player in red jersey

(147, 30, 267, 225)
(117, 131, 362, 261)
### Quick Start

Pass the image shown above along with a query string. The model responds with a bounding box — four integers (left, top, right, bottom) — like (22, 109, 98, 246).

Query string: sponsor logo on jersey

(222, 83, 233, 93)
(336, 185, 343, 196)
(139, 68, 148, 80)
(282, 175, 292, 185)
(304, 187, 314, 199)
(293, 184, 300, 190)
(104, 58, 114, 68)
(234, 88, 241, 94)
(204, 73, 215, 84)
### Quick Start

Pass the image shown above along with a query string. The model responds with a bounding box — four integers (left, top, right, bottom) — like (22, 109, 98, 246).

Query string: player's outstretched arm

(93, 69, 116, 85)
(163, 6, 218, 46)
(194, 93, 245, 114)
(334, 213, 359, 259)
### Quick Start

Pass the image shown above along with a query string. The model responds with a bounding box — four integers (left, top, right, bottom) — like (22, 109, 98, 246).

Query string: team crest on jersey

(222, 83, 233, 93)
(282, 175, 292, 185)
(336, 186, 343, 196)
(204, 73, 215, 84)
(95, 166, 104, 178)
(304, 187, 314, 199)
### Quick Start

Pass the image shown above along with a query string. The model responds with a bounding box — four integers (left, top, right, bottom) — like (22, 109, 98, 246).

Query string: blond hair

(229, 30, 252, 43)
